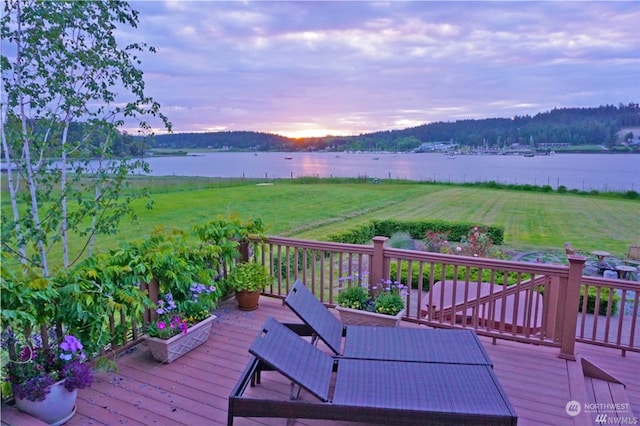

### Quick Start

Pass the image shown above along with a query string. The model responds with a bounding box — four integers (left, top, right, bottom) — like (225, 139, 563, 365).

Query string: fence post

(558, 255, 585, 360)
(370, 236, 388, 288)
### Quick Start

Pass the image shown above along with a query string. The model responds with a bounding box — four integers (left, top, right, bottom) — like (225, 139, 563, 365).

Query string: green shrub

(390, 262, 432, 291)
(272, 249, 314, 279)
(580, 286, 619, 316)
(389, 261, 520, 292)
(387, 232, 415, 249)
(227, 262, 272, 292)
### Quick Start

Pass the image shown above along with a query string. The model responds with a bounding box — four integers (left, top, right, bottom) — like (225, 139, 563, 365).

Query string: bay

(143, 152, 639, 192)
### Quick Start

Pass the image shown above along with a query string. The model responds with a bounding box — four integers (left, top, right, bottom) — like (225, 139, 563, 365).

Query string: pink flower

(157, 321, 166, 330)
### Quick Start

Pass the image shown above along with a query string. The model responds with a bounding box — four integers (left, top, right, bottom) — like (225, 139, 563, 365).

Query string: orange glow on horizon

(272, 128, 354, 139)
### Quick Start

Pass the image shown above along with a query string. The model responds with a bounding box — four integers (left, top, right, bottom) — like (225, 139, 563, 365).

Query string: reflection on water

(142, 152, 639, 192)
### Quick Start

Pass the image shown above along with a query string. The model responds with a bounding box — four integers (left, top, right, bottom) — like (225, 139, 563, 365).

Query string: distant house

(415, 142, 456, 153)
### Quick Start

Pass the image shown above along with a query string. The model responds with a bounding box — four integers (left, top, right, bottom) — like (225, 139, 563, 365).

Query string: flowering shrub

(146, 283, 218, 340)
(423, 230, 451, 253)
(459, 226, 494, 257)
(5, 335, 93, 402)
(424, 226, 495, 258)
(336, 274, 407, 316)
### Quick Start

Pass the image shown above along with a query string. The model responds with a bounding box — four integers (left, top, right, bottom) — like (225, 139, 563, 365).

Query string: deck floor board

(5, 296, 638, 426)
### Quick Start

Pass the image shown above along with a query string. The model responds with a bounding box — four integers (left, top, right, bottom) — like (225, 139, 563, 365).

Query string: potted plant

(144, 282, 221, 363)
(335, 275, 407, 327)
(1, 255, 144, 424)
(4, 335, 93, 425)
(227, 262, 272, 311)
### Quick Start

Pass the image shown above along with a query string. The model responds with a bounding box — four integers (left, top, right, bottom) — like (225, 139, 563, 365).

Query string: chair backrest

(284, 280, 344, 354)
(249, 317, 334, 401)
(628, 245, 640, 261)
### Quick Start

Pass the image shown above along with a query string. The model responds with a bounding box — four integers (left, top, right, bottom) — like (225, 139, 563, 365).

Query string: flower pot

(145, 315, 216, 363)
(335, 305, 405, 327)
(234, 289, 261, 311)
(15, 380, 77, 426)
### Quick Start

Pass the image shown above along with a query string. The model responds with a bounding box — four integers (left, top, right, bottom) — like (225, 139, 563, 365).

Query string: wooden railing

(575, 275, 639, 356)
(249, 235, 639, 358)
(108, 235, 638, 358)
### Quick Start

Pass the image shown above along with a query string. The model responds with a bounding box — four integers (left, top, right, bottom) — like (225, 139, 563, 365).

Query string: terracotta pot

(15, 379, 77, 426)
(335, 305, 405, 327)
(235, 289, 261, 311)
(145, 315, 216, 363)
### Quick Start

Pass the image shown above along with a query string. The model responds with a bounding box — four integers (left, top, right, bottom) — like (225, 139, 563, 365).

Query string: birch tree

(1, 0, 170, 276)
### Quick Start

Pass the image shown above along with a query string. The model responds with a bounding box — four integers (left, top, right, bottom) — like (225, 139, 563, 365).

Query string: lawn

(3, 177, 639, 263)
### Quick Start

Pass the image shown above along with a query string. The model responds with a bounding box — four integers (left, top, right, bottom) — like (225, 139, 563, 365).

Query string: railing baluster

(245, 236, 636, 356)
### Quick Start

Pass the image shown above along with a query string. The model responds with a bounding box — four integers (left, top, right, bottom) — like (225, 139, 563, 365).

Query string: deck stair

(567, 355, 635, 425)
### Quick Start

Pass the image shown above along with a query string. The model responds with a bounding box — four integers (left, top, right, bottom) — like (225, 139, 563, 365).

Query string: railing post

(370, 236, 388, 288)
(544, 276, 560, 340)
(146, 277, 160, 323)
(238, 239, 250, 262)
(558, 255, 585, 360)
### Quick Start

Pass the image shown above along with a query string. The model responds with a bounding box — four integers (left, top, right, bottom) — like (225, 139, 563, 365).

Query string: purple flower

(157, 321, 167, 330)
(61, 360, 93, 391)
(60, 335, 83, 353)
(18, 346, 33, 361)
(12, 374, 55, 401)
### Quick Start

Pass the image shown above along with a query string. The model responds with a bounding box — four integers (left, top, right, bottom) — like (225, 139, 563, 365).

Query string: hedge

(328, 219, 504, 245)
(580, 286, 619, 316)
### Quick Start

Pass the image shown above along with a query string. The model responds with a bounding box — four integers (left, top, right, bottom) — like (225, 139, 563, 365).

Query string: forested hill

(148, 103, 640, 152)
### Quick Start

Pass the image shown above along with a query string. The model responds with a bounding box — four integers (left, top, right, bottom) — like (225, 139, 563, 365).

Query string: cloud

(123, 1, 640, 137)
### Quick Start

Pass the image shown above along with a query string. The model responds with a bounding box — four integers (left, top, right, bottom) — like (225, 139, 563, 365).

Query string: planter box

(145, 315, 216, 363)
(335, 306, 405, 327)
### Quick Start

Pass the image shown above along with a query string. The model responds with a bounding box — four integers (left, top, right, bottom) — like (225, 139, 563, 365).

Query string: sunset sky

(124, 1, 639, 138)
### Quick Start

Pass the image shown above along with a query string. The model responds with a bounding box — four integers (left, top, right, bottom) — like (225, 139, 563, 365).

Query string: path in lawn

(293, 185, 640, 255)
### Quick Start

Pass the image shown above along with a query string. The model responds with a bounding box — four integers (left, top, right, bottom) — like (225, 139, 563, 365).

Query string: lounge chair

(284, 280, 492, 365)
(228, 317, 517, 426)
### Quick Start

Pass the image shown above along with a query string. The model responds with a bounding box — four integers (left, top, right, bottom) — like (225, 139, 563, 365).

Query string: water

(141, 152, 639, 192)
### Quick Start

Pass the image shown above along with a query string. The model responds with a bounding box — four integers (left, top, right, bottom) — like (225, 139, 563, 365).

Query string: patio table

(592, 250, 611, 262)
(342, 326, 493, 366)
(615, 264, 637, 280)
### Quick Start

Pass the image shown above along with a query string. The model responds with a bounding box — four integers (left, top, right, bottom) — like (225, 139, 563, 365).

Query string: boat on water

(523, 152, 535, 157)
(284, 156, 293, 160)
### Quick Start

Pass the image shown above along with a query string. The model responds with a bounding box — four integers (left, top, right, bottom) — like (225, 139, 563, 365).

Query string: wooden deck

(6, 295, 639, 426)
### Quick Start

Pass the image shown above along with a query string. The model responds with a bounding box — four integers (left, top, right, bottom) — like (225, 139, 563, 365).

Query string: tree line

(147, 103, 640, 152)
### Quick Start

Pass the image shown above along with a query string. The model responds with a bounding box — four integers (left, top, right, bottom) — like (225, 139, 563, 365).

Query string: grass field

(3, 177, 639, 263)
